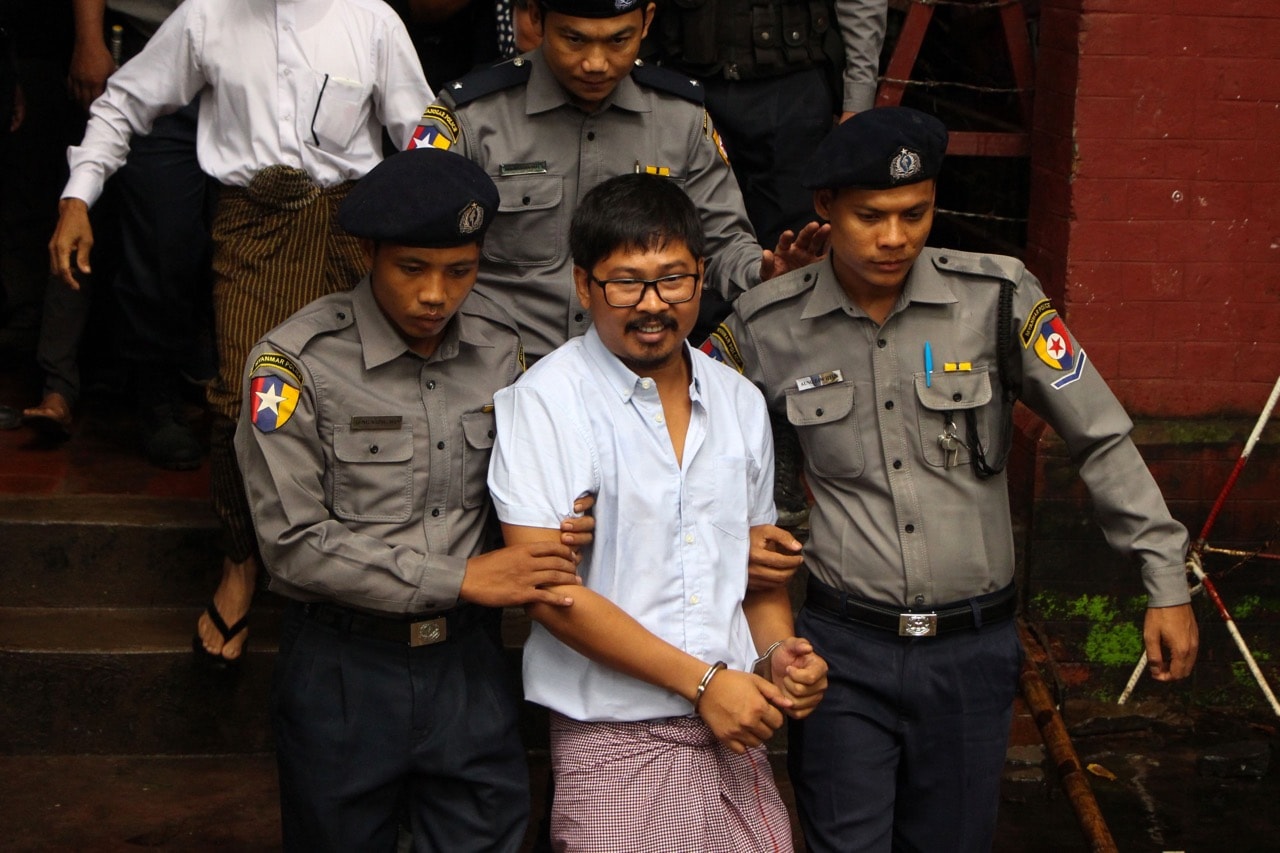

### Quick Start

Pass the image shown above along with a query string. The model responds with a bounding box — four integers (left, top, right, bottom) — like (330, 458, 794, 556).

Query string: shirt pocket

(331, 425, 414, 523)
(483, 174, 566, 267)
(460, 410, 497, 510)
(785, 382, 863, 479)
(913, 366, 993, 468)
(709, 455, 755, 540)
(309, 73, 370, 153)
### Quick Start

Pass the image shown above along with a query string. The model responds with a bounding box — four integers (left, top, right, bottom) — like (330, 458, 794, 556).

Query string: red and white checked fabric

(549, 713, 794, 853)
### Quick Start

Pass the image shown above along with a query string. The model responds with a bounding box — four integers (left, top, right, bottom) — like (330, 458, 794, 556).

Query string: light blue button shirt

(489, 326, 776, 722)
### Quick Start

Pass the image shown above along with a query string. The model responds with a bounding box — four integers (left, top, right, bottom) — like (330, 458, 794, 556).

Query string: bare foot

(196, 555, 257, 661)
(22, 391, 73, 437)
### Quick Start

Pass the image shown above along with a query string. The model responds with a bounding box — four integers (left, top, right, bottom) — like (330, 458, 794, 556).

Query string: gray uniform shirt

(418, 48, 762, 361)
(711, 249, 1191, 609)
(234, 279, 523, 615)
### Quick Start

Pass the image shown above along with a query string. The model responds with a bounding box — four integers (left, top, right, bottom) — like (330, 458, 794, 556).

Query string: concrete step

(0, 495, 221, 607)
(0, 606, 281, 756)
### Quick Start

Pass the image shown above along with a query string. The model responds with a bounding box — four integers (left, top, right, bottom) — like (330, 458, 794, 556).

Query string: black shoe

(143, 404, 205, 470)
(771, 410, 809, 530)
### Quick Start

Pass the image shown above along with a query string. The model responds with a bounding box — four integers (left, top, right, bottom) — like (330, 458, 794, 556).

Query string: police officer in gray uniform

(408, 0, 826, 362)
(235, 148, 591, 852)
(703, 107, 1199, 853)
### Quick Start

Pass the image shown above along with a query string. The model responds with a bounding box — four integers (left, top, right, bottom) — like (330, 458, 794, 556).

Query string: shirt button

(885, 400, 894, 410)
(915, 595, 926, 606)
(426, 380, 436, 390)
(655, 413, 665, 424)
(369, 445, 379, 454)
(877, 338, 887, 348)
(689, 594, 700, 605)
(905, 523, 915, 533)
(587, 131, 596, 140)
(892, 459, 902, 469)
(436, 441, 445, 450)
(685, 533, 694, 544)
(953, 393, 963, 401)
(815, 407, 824, 416)
(431, 508, 441, 517)
(641, 379, 652, 390)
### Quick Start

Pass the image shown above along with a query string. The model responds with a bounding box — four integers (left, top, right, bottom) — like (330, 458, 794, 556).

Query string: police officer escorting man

(235, 148, 593, 852)
(408, 0, 828, 363)
(704, 107, 1199, 852)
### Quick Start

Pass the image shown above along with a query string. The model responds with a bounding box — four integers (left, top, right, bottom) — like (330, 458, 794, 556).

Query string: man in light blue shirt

(489, 173, 827, 851)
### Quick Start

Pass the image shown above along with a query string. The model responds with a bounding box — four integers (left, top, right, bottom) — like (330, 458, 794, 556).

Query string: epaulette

(928, 248, 1025, 288)
(734, 264, 822, 321)
(460, 290, 519, 335)
(265, 294, 356, 354)
(630, 61, 706, 105)
(441, 58, 533, 107)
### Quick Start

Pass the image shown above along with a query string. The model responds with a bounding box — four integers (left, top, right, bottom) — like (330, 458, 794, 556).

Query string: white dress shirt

(65, 0, 432, 205)
(489, 327, 777, 722)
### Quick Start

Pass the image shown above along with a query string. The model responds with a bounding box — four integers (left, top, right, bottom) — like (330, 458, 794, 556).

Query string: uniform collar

(581, 325, 702, 403)
(527, 48, 647, 115)
(352, 277, 472, 370)
(801, 250, 958, 321)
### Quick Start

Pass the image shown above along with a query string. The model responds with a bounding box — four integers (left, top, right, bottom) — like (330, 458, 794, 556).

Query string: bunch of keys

(938, 419, 961, 468)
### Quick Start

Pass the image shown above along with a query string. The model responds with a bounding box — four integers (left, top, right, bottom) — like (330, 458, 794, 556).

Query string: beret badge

(889, 147, 923, 183)
(458, 201, 485, 235)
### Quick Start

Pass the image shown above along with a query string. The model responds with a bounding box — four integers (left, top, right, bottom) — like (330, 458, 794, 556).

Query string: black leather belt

(300, 600, 486, 647)
(805, 578, 1017, 637)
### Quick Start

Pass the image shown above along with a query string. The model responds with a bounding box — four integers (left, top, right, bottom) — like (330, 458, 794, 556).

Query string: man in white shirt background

(48, 0, 433, 669)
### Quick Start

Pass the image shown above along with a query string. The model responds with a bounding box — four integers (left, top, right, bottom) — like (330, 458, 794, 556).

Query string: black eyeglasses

(587, 271, 701, 308)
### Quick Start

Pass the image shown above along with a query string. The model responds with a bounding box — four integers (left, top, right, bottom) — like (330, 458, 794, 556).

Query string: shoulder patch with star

(442, 58, 533, 107)
(249, 355, 302, 434)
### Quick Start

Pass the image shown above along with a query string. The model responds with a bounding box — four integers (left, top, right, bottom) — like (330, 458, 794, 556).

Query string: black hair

(570, 173, 706, 273)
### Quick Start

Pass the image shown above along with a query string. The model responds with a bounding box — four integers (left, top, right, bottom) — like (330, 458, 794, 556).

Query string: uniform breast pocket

(331, 425, 414, 523)
(483, 174, 566, 267)
(785, 382, 863, 479)
(709, 455, 755, 540)
(460, 411, 497, 509)
(309, 73, 371, 153)
(913, 367, 993, 468)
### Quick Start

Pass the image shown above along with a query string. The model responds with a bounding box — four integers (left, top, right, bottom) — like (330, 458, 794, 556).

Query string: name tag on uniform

(795, 369, 844, 391)
(499, 161, 547, 176)
(350, 416, 403, 431)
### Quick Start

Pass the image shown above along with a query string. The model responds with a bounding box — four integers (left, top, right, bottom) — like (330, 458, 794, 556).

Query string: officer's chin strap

(967, 279, 1020, 480)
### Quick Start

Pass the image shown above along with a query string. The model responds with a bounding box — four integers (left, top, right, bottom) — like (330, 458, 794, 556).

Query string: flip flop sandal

(191, 600, 250, 670)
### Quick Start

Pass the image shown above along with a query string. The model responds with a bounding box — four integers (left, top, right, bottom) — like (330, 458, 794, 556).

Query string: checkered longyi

(549, 713, 793, 853)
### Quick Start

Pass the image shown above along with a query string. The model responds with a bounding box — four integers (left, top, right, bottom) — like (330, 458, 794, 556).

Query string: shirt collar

(527, 48, 647, 115)
(581, 325, 701, 402)
(352, 277, 473, 370)
(801, 252, 958, 321)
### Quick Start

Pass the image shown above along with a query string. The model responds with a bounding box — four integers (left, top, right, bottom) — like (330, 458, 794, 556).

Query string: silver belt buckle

(898, 612, 938, 637)
(409, 617, 448, 647)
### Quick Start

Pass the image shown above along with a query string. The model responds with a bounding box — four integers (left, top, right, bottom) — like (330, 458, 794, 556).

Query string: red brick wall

(1026, 0, 1280, 417)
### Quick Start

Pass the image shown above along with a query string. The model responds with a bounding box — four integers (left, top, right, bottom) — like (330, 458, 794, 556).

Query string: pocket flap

(495, 174, 563, 213)
(333, 424, 413, 462)
(461, 411, 497, 449)
(786, 382, 854, 426)
(914, 367, 994, 412)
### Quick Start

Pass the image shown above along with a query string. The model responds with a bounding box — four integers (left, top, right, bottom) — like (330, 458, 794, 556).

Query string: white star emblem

(255, 380, 287, 415)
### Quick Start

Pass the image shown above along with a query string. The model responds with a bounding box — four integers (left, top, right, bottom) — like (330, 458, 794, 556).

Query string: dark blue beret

(339, 148, 498, 247)
(536, 0, 646, 19)
(803, 107, 948, 190)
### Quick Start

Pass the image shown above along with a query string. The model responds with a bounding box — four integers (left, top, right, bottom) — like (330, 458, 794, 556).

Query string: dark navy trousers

(788, 605, 1023, 853)
(273, 602, 530, 853)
